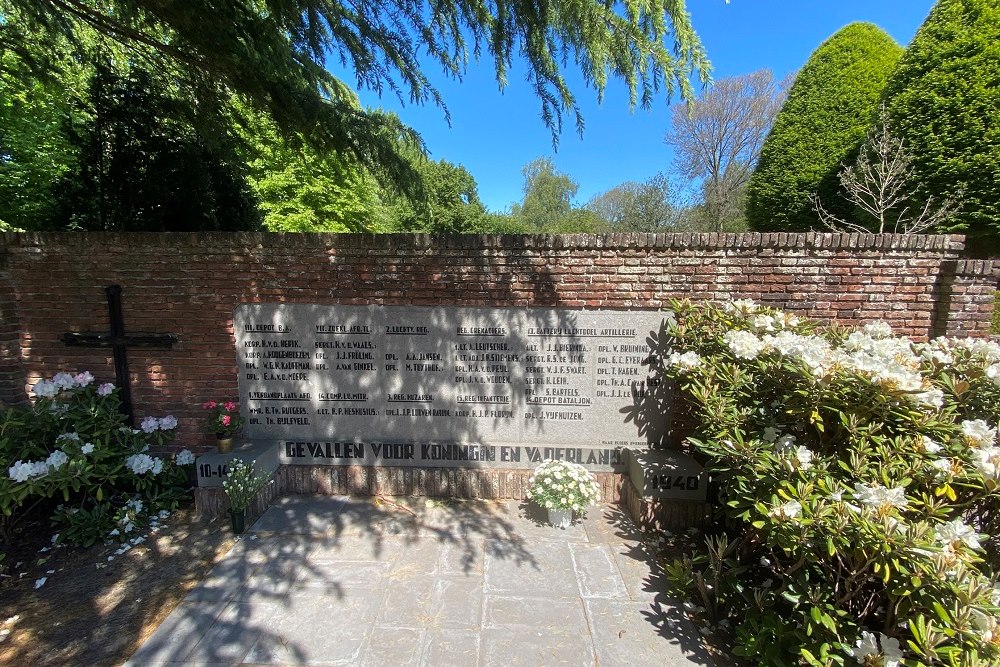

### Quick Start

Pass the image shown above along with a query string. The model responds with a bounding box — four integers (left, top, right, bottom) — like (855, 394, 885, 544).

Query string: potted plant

(526, 459, 602, 528)
(221, 458, 270, 534)
(202, 400, 244, 453)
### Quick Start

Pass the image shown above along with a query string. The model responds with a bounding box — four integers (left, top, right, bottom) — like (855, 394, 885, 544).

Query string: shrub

(746, 23, 902, 232)
(0, 372, 191, 547)
(881, 0, 1000, 254)
(660, 299, 1000, 666)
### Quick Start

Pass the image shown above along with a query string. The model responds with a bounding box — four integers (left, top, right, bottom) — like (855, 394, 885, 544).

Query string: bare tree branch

(812, 105, 960, 235)
(665, 69, 787, 232)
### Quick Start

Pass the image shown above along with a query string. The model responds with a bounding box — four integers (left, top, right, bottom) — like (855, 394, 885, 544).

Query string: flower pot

(547, 508, 572, 529)
(216, 435, 233, 453)
(229, 508, 246, 535)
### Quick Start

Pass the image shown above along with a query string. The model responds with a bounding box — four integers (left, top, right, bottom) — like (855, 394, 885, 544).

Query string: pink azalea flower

(202, 401, 217, 410)
(224, 401, 238, 412)
(221, 415, 231, 427)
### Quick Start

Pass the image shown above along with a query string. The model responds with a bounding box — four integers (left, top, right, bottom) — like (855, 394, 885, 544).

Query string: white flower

(45, 450, 68, 470)
(81, 443, 94, 455)
(668, 351, 702, 372)
(919, 436, 943, 454)
(73, 371, 94, 387)
(158, 415, 178, 430)
(913, 388, 944, 411)
(52, 372, 76, 390)
(769, 500, 802, 521)
(723, 330, 765, 360)
(8, 460, 48, 482)
(862, 321, 894, 339)
(139, 417, 160, 433)
(126, 453, 163, 476)
(32, 379, 58, 398)
(972, 609, 999, 644)
(175, 449, 195, 466)
(97, 383, 115, 397)
(723, 299, 758, 314)
(851, 631, 902, 667)
(853, 483, 908, 514)
(751, 314, 776, 333)
(963, 419, 997, 448)
(56, 432, 80, 444)
(934, 518, 981, 551)
(792, 446, 814, 470)
(986, 364, 1000, 387)
(928, 458, 952, 481)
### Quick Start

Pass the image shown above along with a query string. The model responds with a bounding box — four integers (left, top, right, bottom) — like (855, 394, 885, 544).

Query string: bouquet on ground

(203, 400, 244, 437)
(527, 459, 602, 513)
(222, 458, 270, 512)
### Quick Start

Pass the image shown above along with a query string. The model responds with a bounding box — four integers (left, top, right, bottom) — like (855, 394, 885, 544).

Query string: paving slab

(127, 496, 715, 666)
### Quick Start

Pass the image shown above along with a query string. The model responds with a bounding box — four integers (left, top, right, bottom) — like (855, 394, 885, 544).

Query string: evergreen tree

(746, 23, 902, 231)
(5, 0, 710, 193)
(881, 0, 1000, 252)
(55, 64, 261, 231)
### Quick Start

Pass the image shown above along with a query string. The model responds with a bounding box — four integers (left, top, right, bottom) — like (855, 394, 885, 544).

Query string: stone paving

(125, 496, 715, 666)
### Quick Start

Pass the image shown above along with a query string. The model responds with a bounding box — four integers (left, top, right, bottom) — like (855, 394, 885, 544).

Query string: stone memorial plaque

(235, 305, 670, 471)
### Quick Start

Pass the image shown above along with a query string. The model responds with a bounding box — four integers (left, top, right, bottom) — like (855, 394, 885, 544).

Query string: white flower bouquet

(526, 459, 601, 513)
(222, 458, 270, 512)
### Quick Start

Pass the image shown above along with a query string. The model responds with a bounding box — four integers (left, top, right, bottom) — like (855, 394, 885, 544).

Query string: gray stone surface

(195, 439, 281, 488)
(235, 304, 671, 470)
(126, 496, 715, 666)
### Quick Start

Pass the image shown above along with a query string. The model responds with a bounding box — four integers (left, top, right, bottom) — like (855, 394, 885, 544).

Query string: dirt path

(0, 510, 236, 666)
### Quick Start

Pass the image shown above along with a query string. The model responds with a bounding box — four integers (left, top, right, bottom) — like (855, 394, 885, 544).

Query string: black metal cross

(62, 285, 178, 425)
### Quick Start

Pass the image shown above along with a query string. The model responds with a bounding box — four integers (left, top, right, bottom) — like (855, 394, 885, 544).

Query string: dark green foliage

(5, 0, 709, 195)
(881, 0, 1000, 253)
(746, 23, 903, 231)
(509, 157, 608, 233)
(54, 65, 261, 231)
(380, 157, 490, 233)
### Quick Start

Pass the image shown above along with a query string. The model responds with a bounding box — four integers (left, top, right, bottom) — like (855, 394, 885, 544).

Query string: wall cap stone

(0, 231, 969, 253)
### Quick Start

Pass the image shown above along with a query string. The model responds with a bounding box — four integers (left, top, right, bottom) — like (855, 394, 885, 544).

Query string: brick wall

(1, 231, 996, 451)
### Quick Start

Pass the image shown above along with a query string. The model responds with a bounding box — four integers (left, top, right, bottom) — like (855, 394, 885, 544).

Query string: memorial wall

(235, 305, 669, 471)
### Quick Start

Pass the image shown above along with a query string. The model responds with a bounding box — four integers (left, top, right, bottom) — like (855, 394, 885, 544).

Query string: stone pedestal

(625, 449, 707, 502)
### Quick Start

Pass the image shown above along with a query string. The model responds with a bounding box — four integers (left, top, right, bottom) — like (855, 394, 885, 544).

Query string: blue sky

(344, 1, 936, 212)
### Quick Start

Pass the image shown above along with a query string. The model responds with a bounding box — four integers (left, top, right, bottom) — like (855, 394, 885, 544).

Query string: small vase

(229, 508, 246, 535)
(547, 508, 572, 529)
(217, 434, 233, 453)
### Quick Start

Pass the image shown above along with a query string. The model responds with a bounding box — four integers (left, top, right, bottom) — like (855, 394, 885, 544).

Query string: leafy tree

(587, 173, 683, 232)
(746, 23, 903, 231)
(380, 155, 490, 233)
(511, 157, 577, 231)
(881, 0, 1000, 252)
(509, 156, 608, 233)
(238, 108, 380, 232)
(0, 28, 86, 230)
(6, 0, 710, 193)
(666, 69, 786, 231)
(54, 64, 261, 231)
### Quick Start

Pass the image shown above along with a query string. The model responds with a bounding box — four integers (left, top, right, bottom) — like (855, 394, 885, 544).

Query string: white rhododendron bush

(660, 299, 1000, 666)
(0, 372, 195, 547)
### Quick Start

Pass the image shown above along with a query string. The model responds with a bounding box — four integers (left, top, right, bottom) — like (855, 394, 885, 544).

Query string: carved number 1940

(655, 475, 700, 491)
